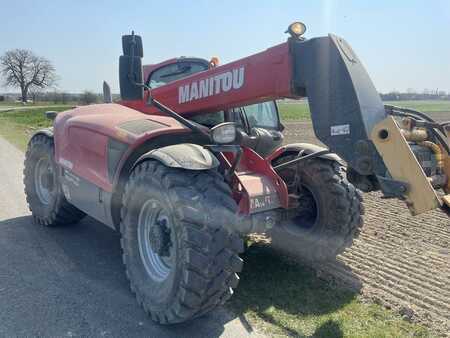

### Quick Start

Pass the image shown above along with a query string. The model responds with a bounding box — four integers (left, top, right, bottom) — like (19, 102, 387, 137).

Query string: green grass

(0, 106, 69, 150)
(278, 100, 311, 121)
(277, 100, 450, 121)
(0, 101, 75, 107)
(230, 244, 432, 337)
(1, 101, 39, 107)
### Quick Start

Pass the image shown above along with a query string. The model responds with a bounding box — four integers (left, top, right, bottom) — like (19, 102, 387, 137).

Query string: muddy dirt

(280, 115, 450, 336)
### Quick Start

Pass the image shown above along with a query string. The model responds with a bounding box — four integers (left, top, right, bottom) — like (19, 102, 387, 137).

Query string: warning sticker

(331, 124, 350, 136)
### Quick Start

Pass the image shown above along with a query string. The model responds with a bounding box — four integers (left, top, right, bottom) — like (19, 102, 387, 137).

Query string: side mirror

(119, 32, 144, 101)
(45, 111, 57, 120)
(122, 34, 143, 58)
(119, 55, 143, 100)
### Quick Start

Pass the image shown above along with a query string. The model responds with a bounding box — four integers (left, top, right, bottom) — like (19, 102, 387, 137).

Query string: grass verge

(0, 101, 76, 107)
(229, 244, 431, 337)
(0, 106, 69, 150)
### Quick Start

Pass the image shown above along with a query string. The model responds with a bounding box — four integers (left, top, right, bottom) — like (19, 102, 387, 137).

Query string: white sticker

(331, 124, 350, 136)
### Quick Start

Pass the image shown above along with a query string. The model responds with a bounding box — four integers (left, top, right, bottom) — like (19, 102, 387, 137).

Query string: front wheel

(270, 158, 364, 262)
(120, 160, 244, 324)
(23, 134, 85, 226)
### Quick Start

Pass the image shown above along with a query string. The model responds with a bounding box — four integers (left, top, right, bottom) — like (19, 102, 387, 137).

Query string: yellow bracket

(441, 127, 450, 206)
(443, 195, 450, 209)
(443, 129, 450, 194)
(371, 116, 442, 215)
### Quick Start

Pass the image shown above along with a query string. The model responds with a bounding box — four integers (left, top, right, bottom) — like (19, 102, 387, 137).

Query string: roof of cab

(143, 57, 209, 82)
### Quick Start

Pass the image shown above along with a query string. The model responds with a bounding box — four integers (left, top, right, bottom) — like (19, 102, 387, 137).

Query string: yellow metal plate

(371, 116, 441, 215)
(443, 195, 450, 208)
(442, 146, 450, 194)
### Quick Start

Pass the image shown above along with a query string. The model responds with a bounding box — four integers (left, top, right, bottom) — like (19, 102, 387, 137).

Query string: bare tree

(0, 49, 56, 102)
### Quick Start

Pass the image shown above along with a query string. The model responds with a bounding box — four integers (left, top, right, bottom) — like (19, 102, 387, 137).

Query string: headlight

(211, 123, 237, 144)
(285, 22, 306, 39)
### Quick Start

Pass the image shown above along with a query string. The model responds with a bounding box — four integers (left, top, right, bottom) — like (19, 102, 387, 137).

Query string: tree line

(0, 90, 109, 105)
(380, 90, 450, 101)
(1, 48, 449, 104)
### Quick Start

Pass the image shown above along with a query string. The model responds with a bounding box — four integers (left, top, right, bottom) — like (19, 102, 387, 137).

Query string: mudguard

(30, 128, 54, 141)
(268, 143, 343, 165)
(135, 143, 219, 170)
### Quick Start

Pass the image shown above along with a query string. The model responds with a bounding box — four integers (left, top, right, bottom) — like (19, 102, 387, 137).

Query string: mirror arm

(148, 97, 211, 140)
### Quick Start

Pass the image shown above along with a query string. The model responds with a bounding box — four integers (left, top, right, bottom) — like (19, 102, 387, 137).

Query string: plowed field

(280, 117, 449, 336)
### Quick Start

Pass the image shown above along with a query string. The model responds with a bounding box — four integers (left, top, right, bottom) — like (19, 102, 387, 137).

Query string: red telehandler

(24, 22, 450, 324)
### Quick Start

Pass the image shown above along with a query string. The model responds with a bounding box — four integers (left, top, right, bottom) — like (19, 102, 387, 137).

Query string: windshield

(243, 102, 279, 129)
(189, 101, 280, 130)
(149, 61, 208, 88)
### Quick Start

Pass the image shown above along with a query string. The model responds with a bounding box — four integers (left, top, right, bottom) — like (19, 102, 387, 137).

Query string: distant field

(0, 106, 69, 150)
(384, 100, 450, 113)
(1, 101, 447, 149)
(278, 100, 450, 121)
(277, 100, 310, 120)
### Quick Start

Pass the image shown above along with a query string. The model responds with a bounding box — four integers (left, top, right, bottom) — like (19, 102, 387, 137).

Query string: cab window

(190, 111, 224, 127)
(243, 102, 280, 130)
(148, 62, 208, 88)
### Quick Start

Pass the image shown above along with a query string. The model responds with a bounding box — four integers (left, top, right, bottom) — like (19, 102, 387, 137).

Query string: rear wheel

(120, 160, 244, 324)
(23, 134, 85, 226)
(271, 157, 364, 262)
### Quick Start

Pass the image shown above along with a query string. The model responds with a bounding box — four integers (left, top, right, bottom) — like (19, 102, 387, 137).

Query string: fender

(30, 128, 54, 141)
(268, 143, 343, 164)
(134, 143, 219, 170)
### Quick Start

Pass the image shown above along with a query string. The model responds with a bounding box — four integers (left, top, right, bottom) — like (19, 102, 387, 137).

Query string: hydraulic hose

(385, 105, 450, 155)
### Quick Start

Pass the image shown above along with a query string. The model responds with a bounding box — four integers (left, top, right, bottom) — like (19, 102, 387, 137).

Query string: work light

(286, 22, 306, 39)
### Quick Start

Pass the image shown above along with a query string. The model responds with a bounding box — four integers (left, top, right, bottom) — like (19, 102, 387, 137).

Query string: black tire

(120, 160, 244, 324)
(270, 158, 364, 262)
(23, 134, 85, 226)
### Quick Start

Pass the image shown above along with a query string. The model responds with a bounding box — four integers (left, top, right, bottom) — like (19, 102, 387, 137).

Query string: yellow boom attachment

(371, 116, 449, 215)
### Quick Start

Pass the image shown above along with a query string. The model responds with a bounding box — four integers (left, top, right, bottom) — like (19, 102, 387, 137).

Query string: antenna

(129, 30, 136, 79)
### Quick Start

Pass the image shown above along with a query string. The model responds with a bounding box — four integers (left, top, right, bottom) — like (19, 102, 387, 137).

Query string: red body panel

(221, 148, 289, 213)
(54, 104, 189, 192)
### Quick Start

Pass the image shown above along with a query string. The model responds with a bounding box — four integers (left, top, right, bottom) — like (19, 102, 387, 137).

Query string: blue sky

(1, 0, 449, 93)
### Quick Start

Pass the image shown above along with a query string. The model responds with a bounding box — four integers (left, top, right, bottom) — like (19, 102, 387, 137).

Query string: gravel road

(0, 136, 261, 338)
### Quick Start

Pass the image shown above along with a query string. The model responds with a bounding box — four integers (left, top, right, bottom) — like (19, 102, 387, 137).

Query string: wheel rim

(34, 157, 55, 205)
(289, 184, 319, 231)
(137, 199, 174, 282)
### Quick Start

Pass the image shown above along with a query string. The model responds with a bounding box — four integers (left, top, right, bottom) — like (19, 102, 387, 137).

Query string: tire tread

(120, 160, 242, 324)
